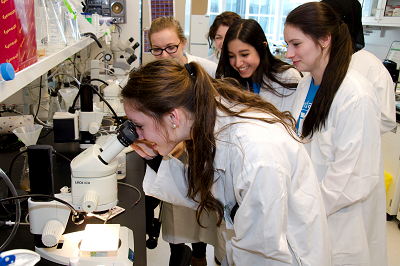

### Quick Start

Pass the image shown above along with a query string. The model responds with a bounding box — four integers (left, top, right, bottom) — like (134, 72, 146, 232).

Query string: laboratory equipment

(59, 88, 79, 111)
(47, 91, 62, 126)
(28, 120, 138, 265)
(0, 249, 41, 265)
(102, 75, 129, 116)
(12, 125, 43, 192)
(83, 0, 127, 23)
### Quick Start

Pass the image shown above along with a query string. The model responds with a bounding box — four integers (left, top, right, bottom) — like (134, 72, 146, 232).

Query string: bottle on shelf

(34, 0, 50, 52)
(0, 63, 15, 82)
(46, 0, 68, 52)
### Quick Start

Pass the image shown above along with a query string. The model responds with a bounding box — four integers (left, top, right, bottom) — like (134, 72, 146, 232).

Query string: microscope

(90, 33, 139, 117)
(28, 120, 138, 265)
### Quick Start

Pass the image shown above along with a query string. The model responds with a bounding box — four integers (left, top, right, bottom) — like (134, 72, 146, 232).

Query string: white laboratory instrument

(28, 120, 138, 265)
(90, 33, 139, 116)
(101, 75, 130, 116)
(0, 249, 40, 266)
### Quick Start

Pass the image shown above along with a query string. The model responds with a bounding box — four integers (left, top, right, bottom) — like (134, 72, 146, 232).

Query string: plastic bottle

(46, 0, 67, 51)
(47, 91, 62, 126)
(0, 63, 15, 82)
(34, 0, 50, 50)
(393, 6, 400, 17)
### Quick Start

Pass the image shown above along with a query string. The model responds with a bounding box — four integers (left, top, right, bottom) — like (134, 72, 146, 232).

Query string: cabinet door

(361, 0, 380, 18)
(362, 0, 400, 26)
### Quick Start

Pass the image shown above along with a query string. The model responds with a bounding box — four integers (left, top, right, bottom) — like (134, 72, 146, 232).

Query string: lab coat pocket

(327, 207, 363, 259)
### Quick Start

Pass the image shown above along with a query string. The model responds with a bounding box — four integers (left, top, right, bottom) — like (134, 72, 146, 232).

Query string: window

(208, 0, 316, 43)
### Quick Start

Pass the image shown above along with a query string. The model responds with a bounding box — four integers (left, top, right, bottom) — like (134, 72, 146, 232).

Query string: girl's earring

(322, 45, 325, 48)
(172, 124, 177, 129)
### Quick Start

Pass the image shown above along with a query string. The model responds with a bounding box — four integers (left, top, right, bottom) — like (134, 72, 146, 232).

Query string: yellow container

(385, 171, 393, 192)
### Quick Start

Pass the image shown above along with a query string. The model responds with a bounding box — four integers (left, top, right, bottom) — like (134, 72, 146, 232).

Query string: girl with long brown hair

(285, 2, 386, 265)
(122, 58, 332, 265)
(216, 19, 301, 113)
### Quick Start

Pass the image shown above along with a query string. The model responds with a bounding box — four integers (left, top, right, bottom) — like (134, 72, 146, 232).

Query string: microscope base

(35, 226, 134, 265)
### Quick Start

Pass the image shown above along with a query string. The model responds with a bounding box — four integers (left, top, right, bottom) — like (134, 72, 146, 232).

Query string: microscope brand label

(75, 181, 91, 184)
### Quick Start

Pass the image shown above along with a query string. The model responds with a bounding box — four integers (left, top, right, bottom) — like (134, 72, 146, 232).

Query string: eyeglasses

(150, 42, 181, 56)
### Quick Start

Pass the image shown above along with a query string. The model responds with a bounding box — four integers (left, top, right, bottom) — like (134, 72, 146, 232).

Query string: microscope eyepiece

(117, 120, 138, 147)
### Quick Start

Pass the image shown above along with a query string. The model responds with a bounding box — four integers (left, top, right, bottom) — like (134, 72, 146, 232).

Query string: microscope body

(28, 120, 138, 250)
(70, 143, 119, 212)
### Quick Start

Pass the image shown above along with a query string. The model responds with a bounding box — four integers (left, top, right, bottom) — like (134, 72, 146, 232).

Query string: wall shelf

(0, 36, 95, 102)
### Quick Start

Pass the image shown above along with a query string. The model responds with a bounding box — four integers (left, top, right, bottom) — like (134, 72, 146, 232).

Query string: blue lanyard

(252, 82, 260, 94)
(296, 79, 320, 132)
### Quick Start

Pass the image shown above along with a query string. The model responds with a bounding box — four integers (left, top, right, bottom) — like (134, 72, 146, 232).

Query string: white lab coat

(292, 70, 387, 266)
(259, 68, 301, 113)
(350, 49, 396, 134)
(143, 105, 332, 265)
(161, 51, 223, 260)
(186, 52, 218, 78)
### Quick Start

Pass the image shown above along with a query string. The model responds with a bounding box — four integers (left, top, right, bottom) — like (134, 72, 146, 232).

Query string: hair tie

(184, 63, 194, 76)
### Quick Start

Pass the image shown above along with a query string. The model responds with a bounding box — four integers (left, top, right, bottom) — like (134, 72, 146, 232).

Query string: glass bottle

(20, 146, 31, 192)
(47, 91, 62, 126)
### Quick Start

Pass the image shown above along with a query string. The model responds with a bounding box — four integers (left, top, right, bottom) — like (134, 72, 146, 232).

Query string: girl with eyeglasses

(216, 19, 301, 114)
(149, 16, 217, 78)
(146, 16, 223, 266)
(284, 2, 386, 265)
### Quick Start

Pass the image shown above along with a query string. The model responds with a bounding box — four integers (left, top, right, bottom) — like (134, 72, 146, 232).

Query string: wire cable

(0, 168, 21, 252)
(39, 128, 54, 139)
(118, 182, 141, 208)
(87, 78, 109, 86)
(79, 67, 118, 84)
(33, 76, 42, 122)
(52, 150, 71, 162)
(67, 58, 82, 75)
(0, 194, 78, 216)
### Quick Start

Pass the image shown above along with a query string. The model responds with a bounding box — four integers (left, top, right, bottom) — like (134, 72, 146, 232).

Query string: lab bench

(0, 128, 148, 266)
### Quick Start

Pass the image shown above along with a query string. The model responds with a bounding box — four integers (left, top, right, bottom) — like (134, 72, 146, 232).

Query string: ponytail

(122, 59, 299, 227)
(285, 2, 353, 138)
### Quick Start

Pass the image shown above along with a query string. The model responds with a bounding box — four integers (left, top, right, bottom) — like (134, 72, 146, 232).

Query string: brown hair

(285, 2, 352, 138)
(207, 11, 241, 48)
(148, 16, 187, 47)
(121, 58, 297, 226)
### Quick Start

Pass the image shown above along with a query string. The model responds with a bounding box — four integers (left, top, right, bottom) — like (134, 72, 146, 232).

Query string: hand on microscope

(130, 140, 159, 160)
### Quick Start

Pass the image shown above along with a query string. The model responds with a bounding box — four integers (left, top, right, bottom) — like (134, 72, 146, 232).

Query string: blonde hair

(148, 16, 187, 47)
